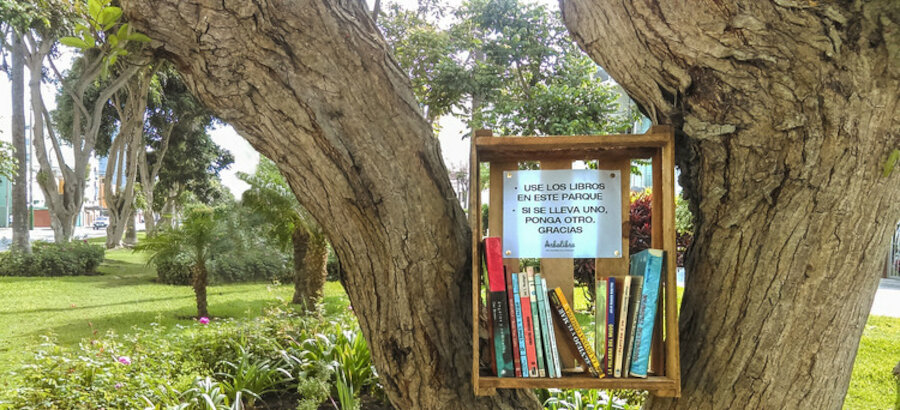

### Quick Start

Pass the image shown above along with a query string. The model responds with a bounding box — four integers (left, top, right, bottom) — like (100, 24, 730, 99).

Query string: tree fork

(121, 1, 537, 407)
(561, 1, 899, 408)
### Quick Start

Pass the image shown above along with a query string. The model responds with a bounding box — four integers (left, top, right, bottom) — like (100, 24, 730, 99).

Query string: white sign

(502, 169, 622, 258)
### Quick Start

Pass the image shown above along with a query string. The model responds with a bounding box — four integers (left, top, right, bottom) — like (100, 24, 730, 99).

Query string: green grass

(845, 315, 900, 410)
(0, 245, 349, 384)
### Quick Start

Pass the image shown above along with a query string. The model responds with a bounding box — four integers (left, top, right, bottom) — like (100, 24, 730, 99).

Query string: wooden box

(469, 126, 681, 397)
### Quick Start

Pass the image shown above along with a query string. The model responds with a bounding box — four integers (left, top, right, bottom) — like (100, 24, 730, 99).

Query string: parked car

(93, 217, 109, 230)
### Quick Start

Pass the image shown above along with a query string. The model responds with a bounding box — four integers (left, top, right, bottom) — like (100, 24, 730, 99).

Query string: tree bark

(301, 234, 329, 307)
(561, 1, 900, 408)
(121, 1, 536, 408)
(10, 32, 30, 253)
(192, 261, 209, 318)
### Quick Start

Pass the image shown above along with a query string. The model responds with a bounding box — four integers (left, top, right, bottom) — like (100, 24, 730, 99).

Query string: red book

(483, 237, 514, 377)
(504, 265, 522, 377)
(519, 272, 539, 376)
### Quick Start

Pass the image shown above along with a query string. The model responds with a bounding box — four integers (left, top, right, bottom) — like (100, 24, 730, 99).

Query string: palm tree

(238, 158, 328, 309)
(135, 205, 218, 318)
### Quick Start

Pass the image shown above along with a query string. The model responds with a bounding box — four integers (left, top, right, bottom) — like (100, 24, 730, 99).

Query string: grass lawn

(0, 244, 349, 386)
(1, 245, 897, 408)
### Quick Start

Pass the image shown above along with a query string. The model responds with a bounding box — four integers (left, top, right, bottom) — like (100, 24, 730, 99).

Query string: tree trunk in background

(290, 225, 311, 306)
(301, 235, 329, 307)
(192, 262, 209, 318)
(122, 1, 537, 408)
(561, 1, 899, 408)
(124, 214, 137, 246)
(10, 33, 30, 253)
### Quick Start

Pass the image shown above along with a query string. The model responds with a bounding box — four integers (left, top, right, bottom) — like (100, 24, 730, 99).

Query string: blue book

(511, 272, 529, 377)
(534, 273, 554, 378)
(541, 277, 561, 378)
(628, 249, 665, 378)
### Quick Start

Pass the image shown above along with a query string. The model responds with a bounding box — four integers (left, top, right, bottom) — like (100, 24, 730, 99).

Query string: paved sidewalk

(872, 277, 900, 318)
(0, 226, 107, 251)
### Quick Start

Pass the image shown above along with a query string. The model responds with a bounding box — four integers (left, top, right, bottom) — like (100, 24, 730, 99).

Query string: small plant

(538, 388, 641, 410)
(215, 346, 293, 407)
(0, 240, 105, 277)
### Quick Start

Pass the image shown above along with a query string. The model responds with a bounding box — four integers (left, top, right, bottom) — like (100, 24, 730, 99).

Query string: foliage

(674, 194, 692, 235)
(0, 303, 385, 409)
(537, 388, 642, 410)
(380, 0, 634, 135)
(154, 249, 291, 286)
(58, 0, 149, 73)
(0, 240, 105, 277)
(0, 140, 16, 180)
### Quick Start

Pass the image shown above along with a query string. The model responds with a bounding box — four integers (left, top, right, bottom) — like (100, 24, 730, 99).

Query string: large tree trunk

(10, 32, 31, 253)
(122, 1, 535, 408)
(300, 235, 329, 307)
(561, 1, 900, 408)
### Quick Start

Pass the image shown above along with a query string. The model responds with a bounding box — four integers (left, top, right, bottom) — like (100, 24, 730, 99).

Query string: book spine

(595, 278, 608, 375)
(534, 273, 553, 378)
(629, 250, 664, 378)
(484, 238, 513, 377)
(623, 276, 644, 376)
(511, 273, 529, 377)
(519, 273, 539, 376)
(504, 266, 522, 377)
(527, 271, 546, 378)
(549, 288, 602, 377)
(605, 276, 616, 376)
(541, 277, 561, 378)
(614, 276, 631, 377)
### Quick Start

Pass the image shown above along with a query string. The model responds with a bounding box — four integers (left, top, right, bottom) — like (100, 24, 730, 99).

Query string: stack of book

(483, 237, 665, 379)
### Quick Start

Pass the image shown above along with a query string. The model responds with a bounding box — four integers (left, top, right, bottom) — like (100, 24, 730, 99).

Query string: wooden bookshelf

(470, 126, 681, 398)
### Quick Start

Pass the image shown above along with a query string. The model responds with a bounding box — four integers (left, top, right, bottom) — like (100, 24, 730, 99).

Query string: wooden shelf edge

(477, 375, 677, 391)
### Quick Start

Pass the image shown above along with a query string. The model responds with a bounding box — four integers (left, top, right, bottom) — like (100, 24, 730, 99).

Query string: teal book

(511, 272, 529, 377)
(628, 249, 665, 378)
(534, 273, 555, 378)
(540, 277, 562, 378)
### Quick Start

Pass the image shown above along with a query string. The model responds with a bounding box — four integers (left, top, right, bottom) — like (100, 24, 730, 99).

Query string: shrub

(153, 249, 291, 285)
(0, 241, 105, 277)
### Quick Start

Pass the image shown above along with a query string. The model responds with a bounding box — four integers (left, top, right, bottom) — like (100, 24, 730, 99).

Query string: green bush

(1, 304, 386, 409)
(0, 241, 105, 277)
(153, 249, 291, 285)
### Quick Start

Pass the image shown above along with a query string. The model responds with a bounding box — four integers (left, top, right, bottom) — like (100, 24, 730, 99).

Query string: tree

(239, 158, 328, 308)
(559, 1, 900, 408)
(136, 205, 218, 318)
(120, 1, 536, 407)
(6, 31, 29, 253)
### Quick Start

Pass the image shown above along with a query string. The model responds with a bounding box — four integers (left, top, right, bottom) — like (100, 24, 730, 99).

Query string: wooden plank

(658, 127, 681, 397)
(594, 158, 631, 278)
(478, 147, 657, 163)
(538, 159, 579, 371)
(476, 133, 669, 151)
(650, 150, 665, 375)
(479, 375, 678, 391)
(470, 130, 487, 395)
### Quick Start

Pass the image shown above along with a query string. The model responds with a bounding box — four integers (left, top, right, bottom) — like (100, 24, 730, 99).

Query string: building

(0, 175, 10, 227)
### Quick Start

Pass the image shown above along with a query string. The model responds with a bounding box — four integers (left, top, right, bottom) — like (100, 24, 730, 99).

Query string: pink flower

(117, 356, 131, 365)
(199, 317, 210, 325)
(115, 382, 123, 389)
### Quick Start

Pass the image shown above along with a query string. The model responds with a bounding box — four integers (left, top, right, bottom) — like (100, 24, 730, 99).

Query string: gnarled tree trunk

(290, 224, 311, 306)
(561, 1, 899, 408)
(122, 1, 536, 408)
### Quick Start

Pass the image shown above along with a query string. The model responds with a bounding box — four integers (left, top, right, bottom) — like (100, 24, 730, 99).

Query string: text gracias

(517, 182, 607, 235)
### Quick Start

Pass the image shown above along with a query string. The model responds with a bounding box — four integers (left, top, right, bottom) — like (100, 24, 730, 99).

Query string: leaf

(88, 0, 102, 20)
(99, 6, 122, 30)
(128, 32, 152, 43)
(117, 23, 130, 40)
(60, 36, 89, 49)
(883, 149, 900, 177)
(84, 33, 96, 48)
(108, 54, 118, 66)
(109, 34, 118, 47)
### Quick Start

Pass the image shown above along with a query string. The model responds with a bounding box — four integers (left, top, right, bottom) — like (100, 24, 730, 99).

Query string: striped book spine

(527, 270, 546, 377)
(548, 287, 602, 377)
(519, 273, 539, 376)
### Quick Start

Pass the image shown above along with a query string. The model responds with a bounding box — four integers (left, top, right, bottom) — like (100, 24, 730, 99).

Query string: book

(623, 276, 644, 377)
(548, 287, 602, 377)
(594, 278, 608, 375)
(540, 277, 561, 378)
(526, 269, 546, 377)
(519, 273, 539, 376)
(534, 273, 554, 378)
(483, 237, 514, 377)
(605, 276, 617, 376)
(614, 276, 632, 377)
(629, 249, 665, 378)
(504, 266, 522, 377)
(511, 272, 529, 377)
